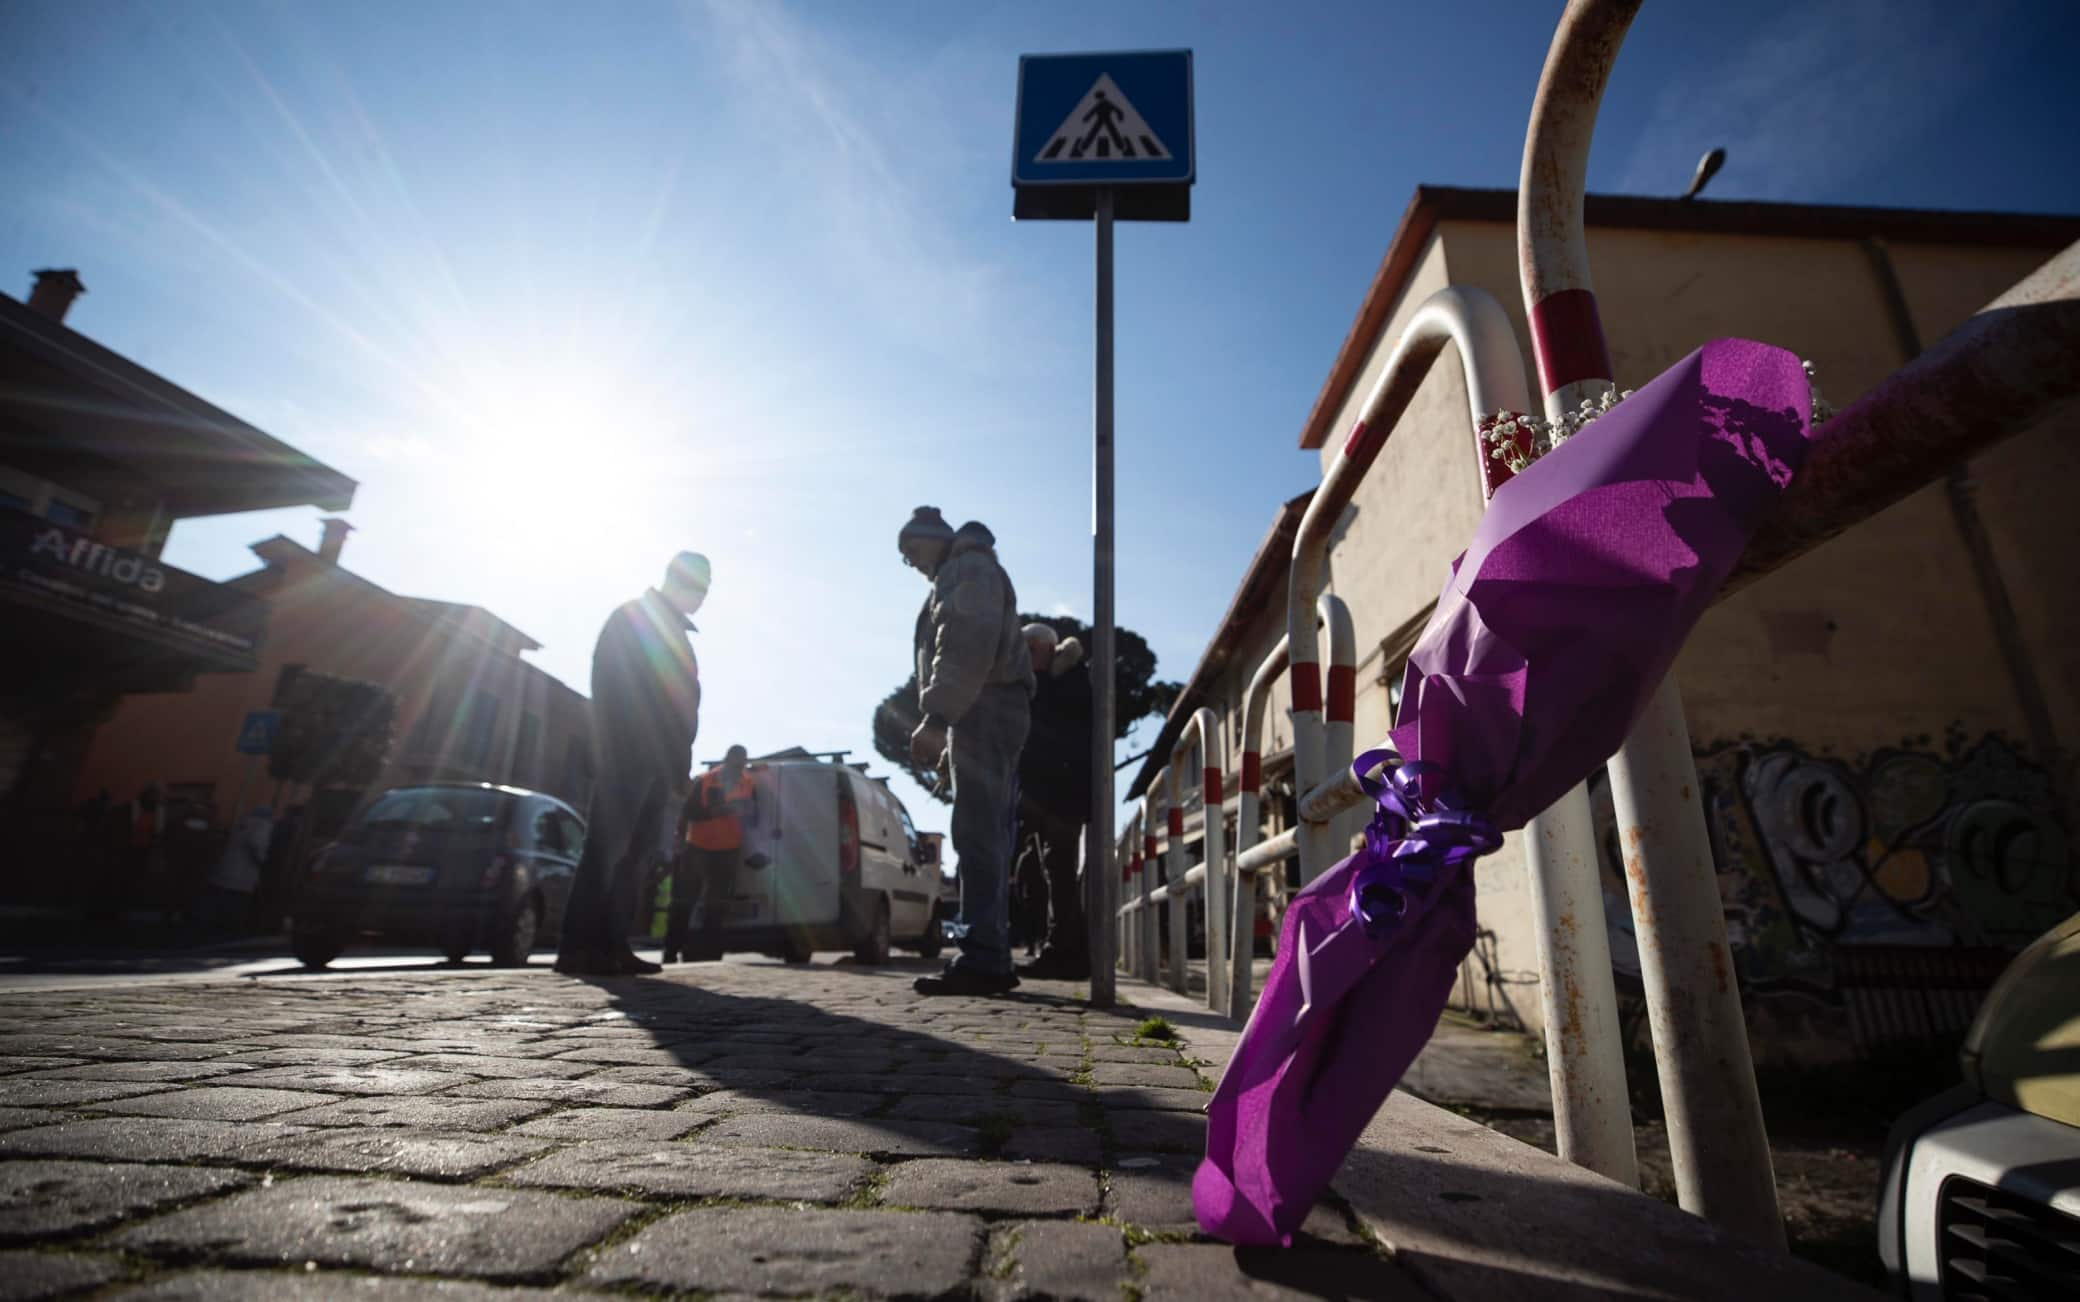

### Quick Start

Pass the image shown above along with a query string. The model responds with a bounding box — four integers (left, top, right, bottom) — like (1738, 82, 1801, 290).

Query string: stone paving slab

(445, 1076, 688, 1109)
(107, 1174, 636, 1281)
(0, 1078, 171, 1108)
(0, 1057, 86, 1075)
(385, 1054, 595, 1080)
(983, 1219, 1130, 1302)
(1088, 1062, 1203, 1088)
(0, 1158, 249, 1241)
(510, 1105, 709, 1141)
(0, 1118, 315, 1164)
(9, 1038, 236, 1062)
(504, 1138, 873, 1201)
(1135, 1244, 1431, 1300)
(0, 1247, 124, 1300)
(1105, 1150, 1205, 1232)
(269, 1096, 550, 1131)
(225, 1066, 475, 1095)
(880, 1094, 1080, 1127)
(1002, 1126, 1103, 1164)
(674, 1088, 885, 1119)
(225, 1048, 408, 1067)
(879, 1158, 1099, 1216)
(697, 1112, 985, 1157)
(1099, 1084, 1217, 1113)
(1109, 1107, 1210, 1153)
(104, 1271, 568, 1299)
(88, 1086, 340, 1121)
(0, 1108, 58, 1134)
(587, 1206, 984, 1296)
(243, 1128, 554, 1181)
(21, 1060, 256, 1084)
(585, 1064, 788, 1090)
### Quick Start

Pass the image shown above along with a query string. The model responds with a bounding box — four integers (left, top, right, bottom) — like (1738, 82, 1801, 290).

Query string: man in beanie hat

(1015, 621, 1094, 981)
(557, 550, 709, 976)
(898, 507, 1034, 996)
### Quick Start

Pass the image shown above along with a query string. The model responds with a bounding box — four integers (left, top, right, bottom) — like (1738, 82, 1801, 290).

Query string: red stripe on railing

(1290, 662, 1322, 713)
(1204, 766, 1223, 806)
(1530, 288, 1613, 394)
(1144, 835, 1157, 859)
(1241, 752, 1262, 794)
(1167, 808, 1184, 838)
(1327, 665, 1356, 723)
(1341, 418, 1375, 461)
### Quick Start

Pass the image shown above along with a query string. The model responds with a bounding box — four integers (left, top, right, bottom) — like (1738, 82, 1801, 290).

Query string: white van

(693, 750, 944, 965)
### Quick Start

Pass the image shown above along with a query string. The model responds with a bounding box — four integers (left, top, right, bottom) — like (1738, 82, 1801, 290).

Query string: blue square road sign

(235, 709, 279, 756)
(1013, 50, 1193, 221)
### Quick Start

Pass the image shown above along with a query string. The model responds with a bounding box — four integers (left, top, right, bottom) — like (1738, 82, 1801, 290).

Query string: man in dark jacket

(899, 506, 1033, 996)
(556, 551, 708, 976)
(1015, 623, 1095, 981)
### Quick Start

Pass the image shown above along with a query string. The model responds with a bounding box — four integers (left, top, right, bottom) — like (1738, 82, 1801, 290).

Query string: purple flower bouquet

(1193, 339, 1819, 1245)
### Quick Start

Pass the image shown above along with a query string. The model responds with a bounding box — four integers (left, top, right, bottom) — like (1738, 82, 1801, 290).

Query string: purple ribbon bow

(1346, 748, 1501, 937)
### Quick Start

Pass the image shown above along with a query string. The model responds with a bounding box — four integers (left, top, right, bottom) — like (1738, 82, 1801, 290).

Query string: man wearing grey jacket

(898, 506, 1034, 996)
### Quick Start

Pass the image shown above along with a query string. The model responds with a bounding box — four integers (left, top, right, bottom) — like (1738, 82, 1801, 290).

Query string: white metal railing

(1116, 602, 1352, 1013)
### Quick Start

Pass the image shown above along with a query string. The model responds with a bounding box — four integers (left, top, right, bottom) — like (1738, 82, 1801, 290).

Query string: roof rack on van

(729, 747, 853, 765)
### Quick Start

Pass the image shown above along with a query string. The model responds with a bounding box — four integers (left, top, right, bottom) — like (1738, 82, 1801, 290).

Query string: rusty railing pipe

(1521, 0, 1781, 1247)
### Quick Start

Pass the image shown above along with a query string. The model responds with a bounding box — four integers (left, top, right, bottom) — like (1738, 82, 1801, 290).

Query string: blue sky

(4, 0, 2077, 845)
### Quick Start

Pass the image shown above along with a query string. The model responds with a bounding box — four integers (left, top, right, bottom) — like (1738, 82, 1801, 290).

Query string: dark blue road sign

(235, 710, 278, 756)
(1014, 50, 1193, 220)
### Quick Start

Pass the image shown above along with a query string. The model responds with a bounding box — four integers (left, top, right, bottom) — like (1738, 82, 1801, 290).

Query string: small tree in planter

(267, 668, 396, 912)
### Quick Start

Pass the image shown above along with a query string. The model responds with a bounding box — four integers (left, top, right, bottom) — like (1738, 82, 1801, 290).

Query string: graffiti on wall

(1592, 734, 2074, 999)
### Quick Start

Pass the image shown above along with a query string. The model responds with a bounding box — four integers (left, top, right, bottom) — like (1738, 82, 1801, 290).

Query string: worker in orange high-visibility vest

(665, 744, 759, 963)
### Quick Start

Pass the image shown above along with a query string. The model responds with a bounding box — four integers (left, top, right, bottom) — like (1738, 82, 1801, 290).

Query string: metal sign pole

(1086, 185, 1118, 1007)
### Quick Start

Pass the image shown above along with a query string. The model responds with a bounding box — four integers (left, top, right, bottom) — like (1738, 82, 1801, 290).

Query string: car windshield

(342, 787, 506, 841)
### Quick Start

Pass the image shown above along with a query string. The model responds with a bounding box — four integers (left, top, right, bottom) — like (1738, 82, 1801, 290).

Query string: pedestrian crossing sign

(1013, 50, 1193, 221)
(235, 709, 279, 755)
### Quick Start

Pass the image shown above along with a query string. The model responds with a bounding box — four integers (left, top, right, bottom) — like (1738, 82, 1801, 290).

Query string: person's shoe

(553, 948, 619, 976)
(612, 947, 664, 975)
(913, 966, 1020, 997)
(1017, 948, 1091, 981)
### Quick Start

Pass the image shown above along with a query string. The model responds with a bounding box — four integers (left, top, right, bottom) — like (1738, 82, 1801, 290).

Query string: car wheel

(854, 896, 892, 966)
(915, 903, 944, 959)
(292, 929, 343, 970)
(781, 932, 814, 964)
(490, 895, 540, 968)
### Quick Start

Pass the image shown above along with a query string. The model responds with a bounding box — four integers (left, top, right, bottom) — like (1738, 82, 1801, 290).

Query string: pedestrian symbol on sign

(234, 710, 279, 756)
(1034, 74, 1171, 163)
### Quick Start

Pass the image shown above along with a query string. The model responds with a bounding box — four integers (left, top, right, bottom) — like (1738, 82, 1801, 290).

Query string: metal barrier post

(1288, 285, 1534, 883)
(1167, 708, 1229, 1014)
(1141, 787, 1163, 984)
(1520, 0, 1780, 1247)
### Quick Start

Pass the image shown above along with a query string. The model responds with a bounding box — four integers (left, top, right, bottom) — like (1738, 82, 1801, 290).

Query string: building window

(514, 711, 541, 782)
(459, 691, 501, 767)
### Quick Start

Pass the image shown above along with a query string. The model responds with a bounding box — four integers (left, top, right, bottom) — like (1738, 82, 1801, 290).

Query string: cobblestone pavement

(0, 959, 1421, 1299)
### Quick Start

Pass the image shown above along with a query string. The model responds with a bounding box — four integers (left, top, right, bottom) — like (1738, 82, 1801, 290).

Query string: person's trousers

(561, 764, 669, 954)
(947, 684, 1030, 977)
(664, 845, 739, 955)
(1027, 805, 1088, 959)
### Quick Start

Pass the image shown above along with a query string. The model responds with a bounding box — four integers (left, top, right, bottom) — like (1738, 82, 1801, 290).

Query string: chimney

(27, 269, 86, 324)
(317, 518, 354, 566)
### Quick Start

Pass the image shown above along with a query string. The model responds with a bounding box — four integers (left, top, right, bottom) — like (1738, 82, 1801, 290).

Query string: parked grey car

(292, 783, 584, 969)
